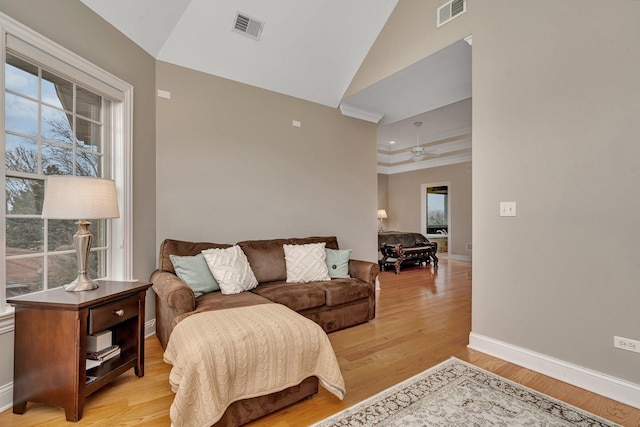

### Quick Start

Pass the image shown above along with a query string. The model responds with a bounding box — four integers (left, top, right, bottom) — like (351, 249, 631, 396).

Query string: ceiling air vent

(233, 12, 264, 41)
(437, 0, 466, 28)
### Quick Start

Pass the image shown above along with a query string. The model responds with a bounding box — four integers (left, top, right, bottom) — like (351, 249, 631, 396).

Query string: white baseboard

(448, 254, 471, 262)
(0, 382, 12, 414)
(144, 318, 156, 339)
(468, 332, 640, 409)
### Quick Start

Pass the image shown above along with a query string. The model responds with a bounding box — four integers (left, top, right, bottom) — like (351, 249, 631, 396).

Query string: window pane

(6, 177, 44, 214)
(77, 86, 101, 121)
(48, 220, 105, 251)
(6, 257, 44, 297)
(41, 70, 73, 110)
(41, 104, 73, 144)
(7, 218, 43, 251)
(5, 92, 38, 136)
(5, 54, 38, 99)
(48, 253, 77, 289)
(5, 133, 38, 173)
(76, 117, 101, 152)
(47, 251, 105, 288)
(427, 194, 446, 225)
(76, 152, 101, 177)
(91, 220, 106, 248)
(48, 219, 75, 252)
(89, 250, 106, 280)
(42, 143, 73, 175)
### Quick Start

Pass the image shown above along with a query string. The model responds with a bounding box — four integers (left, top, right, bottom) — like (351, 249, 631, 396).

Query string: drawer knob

(113, 309, 125, 317)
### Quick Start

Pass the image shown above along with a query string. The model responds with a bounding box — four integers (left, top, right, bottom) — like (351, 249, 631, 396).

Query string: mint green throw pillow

(325, 248, 351, 279)
(170, 253, 220, 297)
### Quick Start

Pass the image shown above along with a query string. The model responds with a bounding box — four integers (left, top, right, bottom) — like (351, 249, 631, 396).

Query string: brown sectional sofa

(150, 236, 379, 426)
(151, 235, 378, 349)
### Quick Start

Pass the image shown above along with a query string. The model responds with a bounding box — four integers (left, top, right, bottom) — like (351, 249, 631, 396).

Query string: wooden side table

(8, 280, 152, 422)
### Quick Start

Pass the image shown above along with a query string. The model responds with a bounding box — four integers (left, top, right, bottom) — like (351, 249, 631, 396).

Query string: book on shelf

(87, 344, 121, 361)
(98, 347, 121, 362)
(86, 359, 102, 371)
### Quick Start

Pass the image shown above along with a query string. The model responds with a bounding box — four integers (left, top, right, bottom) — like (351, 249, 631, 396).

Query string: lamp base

(64, 220, 99, 292)
(64, 275, 100, 292)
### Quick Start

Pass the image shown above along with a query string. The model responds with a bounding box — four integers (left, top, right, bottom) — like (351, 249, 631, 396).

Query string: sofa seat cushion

(251, 281, 326, 311)
(312, 279, 371, 307)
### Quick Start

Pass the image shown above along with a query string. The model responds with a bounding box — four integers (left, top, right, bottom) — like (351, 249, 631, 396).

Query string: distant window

(426, 186, 448, 234)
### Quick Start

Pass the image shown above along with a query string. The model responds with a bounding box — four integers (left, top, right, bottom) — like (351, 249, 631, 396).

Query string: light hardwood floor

(1, 259, 638, 426)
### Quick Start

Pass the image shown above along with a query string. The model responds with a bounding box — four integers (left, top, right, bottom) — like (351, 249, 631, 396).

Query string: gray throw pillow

(325, 248, 351, 279)
(170, 253, 220, 297)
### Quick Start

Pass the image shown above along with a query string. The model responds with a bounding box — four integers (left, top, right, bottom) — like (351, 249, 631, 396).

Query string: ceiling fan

(409, 121, 433, 162)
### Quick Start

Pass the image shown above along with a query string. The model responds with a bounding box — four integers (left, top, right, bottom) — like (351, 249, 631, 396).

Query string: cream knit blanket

(164, 304, 346, 427)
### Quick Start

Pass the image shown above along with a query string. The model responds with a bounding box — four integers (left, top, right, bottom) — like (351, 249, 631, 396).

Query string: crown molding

(378, 152, 472, 175)
(339, 103, 384, 123)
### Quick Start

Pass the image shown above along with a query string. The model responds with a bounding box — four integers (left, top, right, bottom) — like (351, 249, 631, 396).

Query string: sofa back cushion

(237, 236, 339, 284)
(159, 239, 231, 274)
(237, 238, 289, 284)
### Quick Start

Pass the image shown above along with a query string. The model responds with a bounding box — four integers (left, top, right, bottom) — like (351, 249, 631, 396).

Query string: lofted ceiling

(80, 0, 471, 174)
(80, 0, 398, 108)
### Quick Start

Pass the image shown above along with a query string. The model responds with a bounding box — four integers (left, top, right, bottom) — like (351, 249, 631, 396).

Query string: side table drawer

(89, 295, 139, 334)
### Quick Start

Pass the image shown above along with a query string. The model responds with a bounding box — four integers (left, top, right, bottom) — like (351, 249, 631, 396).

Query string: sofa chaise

(151, 235, 379, 426)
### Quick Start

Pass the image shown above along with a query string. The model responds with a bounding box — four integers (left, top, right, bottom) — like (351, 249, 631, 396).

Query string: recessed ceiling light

(389, 141, 396, 144)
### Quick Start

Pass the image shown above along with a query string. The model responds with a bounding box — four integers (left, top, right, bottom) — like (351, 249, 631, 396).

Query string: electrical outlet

(614, 336, 640, 353)
(500, 202, 516, 217)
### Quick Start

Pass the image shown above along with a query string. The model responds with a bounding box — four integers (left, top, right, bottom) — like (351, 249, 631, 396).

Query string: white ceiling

(80, 0, 471, 174)
(80, 0, 398, 108)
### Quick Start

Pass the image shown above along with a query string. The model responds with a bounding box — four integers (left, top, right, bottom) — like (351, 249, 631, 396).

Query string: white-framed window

(0, 13, 133, 316)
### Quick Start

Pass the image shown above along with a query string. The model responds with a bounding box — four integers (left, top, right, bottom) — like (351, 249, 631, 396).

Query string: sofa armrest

(150, 270, 196, 313)
(348, 259, 379, 287)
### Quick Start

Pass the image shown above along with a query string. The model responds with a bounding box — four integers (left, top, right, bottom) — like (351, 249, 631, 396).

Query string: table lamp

(377, 209, 388, 232)
(41, 176, 120, 292)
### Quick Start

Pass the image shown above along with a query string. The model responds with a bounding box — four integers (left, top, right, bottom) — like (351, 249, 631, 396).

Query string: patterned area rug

(312, 358, 619, 426)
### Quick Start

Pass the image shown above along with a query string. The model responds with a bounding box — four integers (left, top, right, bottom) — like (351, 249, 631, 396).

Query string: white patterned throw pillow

(284, 242, 331, 283)
(202, 245, 258, 295)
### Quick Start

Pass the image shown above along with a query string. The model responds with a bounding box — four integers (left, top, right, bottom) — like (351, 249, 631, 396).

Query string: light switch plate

(500, 202, 516, 217)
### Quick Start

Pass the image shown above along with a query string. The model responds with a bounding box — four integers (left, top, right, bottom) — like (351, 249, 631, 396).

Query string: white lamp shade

(41, 176, 120, 219)
(377, 209, 388, 219)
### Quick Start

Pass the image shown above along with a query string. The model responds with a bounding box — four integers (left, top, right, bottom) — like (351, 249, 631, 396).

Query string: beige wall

(383, 162, 472, 258)
(471, 0, 640, 384)
(155, 61, 378, 261)
(359, 0, 640, 386)
(0, 0, 157, 392)
(377, 174, 389, 211)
